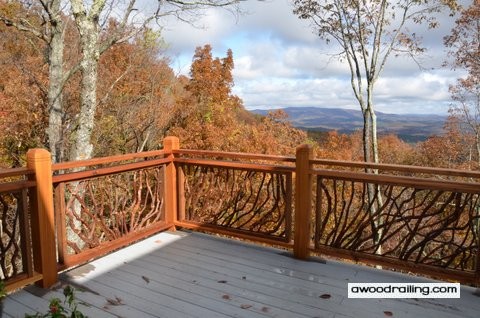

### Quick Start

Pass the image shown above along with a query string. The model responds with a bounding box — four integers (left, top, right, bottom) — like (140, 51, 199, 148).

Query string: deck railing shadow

(0, 136, 479, 292)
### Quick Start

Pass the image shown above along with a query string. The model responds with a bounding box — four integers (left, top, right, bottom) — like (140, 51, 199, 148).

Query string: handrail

(312, 168, 480, 194)
(0, 180, 36, 193)
(311, 158, 480, 179)
(174, 149, 296, 163)
(0, 167, 34, 178)
(52, 149, 167, 171)
(53, 157, 171, 183)
(178, 150, 480, 178)
(175, 157, 295, 173)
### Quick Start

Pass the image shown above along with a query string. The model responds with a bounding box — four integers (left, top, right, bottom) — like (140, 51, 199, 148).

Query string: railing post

(294, 144, 313, 259)
(27, 149, 57, 287)
(164, 137, 179, 228)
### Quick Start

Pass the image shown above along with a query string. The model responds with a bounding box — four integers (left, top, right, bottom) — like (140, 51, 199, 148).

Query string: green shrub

(25, 285, 86, 318)
(0, 280, 6, 300)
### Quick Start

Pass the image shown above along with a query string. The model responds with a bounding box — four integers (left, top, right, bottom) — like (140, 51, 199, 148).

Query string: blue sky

(160, 0, 462, 115)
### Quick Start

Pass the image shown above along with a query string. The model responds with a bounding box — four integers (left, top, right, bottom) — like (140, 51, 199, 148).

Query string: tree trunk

(67, 18, 100, 249)
(367, 97, 384, 257)
(46, 0, 64, 163)
(69, 24, 99, 162)
(476, 132, 480, 167)
(370, 107, 379, 164)
(362, 109, 372, 163)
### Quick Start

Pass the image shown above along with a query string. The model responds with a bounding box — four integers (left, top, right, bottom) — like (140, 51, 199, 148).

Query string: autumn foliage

(0, 1, 478, 171)
(0, 1, 306, 165)
(0, 2, 47, 167)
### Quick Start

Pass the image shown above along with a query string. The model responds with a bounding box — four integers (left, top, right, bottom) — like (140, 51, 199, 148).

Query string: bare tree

(292, 0, 457, 164)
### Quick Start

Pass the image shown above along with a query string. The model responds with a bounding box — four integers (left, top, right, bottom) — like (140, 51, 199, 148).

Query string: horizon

(246, 105, 449, 117)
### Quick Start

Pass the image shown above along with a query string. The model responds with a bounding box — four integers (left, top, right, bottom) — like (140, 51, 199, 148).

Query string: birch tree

(1, 0, 241, 162)
(292, 0, 458, 164)
(1, 0, 240, 248)
(68, 0, 241, 161)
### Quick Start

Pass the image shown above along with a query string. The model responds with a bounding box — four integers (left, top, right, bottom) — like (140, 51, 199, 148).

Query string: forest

(1, 0, 480, 294)
(0, 0, 478, 171)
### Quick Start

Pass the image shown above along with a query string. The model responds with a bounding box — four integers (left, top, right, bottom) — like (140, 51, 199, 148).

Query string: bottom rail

(175, 221, 293, 249)
(312, 245, 478, 286)
(59, 222, 173, 270)
(5, 272, 43, 292)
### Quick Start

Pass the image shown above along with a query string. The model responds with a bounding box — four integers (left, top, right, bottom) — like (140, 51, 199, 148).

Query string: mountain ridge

(250, 107, 446, 143)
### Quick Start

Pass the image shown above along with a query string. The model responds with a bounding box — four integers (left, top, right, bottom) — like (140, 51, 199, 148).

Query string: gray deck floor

(3, 230, 480, 318)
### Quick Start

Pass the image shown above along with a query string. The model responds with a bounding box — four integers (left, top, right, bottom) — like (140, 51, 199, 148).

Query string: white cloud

(376, 73, 452, 101)
(158, 0, 464, 115)
(162, 8, 232, 53)
(235, 77, 355, 110)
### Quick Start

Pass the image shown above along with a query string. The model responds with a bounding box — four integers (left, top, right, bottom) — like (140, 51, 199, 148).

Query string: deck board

(108, 266, 275, 318)
(140, 242, 455, 318)
(3, 230, 480, 318)
(140, 249, 345, 316)
(124, 258, 331, 318)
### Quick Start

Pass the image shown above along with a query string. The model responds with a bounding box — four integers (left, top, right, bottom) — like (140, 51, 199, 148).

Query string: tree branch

(0, 15, 48, 42)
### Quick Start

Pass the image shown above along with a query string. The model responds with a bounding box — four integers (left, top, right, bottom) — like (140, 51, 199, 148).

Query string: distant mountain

(250, 107, 446, 143)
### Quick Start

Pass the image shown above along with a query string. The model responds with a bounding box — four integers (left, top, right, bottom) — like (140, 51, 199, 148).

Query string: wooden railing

(1, 150, 58, 291)
(51, 149, 172, 269)
(0, 167, 37, 290)
(173, 148, 295, 247)
(310, 158, 480, 285)
(1, 137, 479, 291)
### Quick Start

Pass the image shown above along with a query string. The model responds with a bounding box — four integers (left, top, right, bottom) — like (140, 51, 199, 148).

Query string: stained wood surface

(52, 150, 166, 171)
(311, 167, 480, 194)
(4, 231, 480, 317)
(310, 158, 480, 179)
(174, 149, 296, 163)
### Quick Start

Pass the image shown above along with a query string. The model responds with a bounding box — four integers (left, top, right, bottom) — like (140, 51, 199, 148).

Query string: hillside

(250, 107, 446, 142)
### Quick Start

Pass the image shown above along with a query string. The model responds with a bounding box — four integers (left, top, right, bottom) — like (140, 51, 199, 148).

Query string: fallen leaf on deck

(142, 276, 150, 284)
(384, 311, 393, 316)
(222, 294, 231, 300)
(261, 307, 269, 313)
(319, 294, 331, 299)
(106, 296, 123, 306)
(240, 304, 252, 309)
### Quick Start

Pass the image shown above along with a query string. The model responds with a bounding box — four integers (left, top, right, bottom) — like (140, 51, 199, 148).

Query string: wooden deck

(3, 230, 480, 318)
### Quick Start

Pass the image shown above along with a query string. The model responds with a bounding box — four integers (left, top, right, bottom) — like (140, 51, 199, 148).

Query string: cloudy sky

(160, 0, 462, 115)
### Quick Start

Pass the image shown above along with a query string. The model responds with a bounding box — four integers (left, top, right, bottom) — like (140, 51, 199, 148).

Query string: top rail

(312, 168, 480, 194)
(52, 157, 171, 183)
(52, 150, 167, 171)
(0, 167, 34, 179)
(174, 149, 296, 163)
(0, 180, 36, 193)
(175, 157, 295, 173)
(176, 151, 480, 179)
(311, 158, 480, 179)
